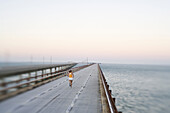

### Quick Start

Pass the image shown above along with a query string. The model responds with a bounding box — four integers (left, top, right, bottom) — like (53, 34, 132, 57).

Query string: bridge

(0, 63, 121, 113)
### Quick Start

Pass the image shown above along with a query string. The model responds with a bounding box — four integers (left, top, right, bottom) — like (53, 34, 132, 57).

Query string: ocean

(100, 64, 170, 113)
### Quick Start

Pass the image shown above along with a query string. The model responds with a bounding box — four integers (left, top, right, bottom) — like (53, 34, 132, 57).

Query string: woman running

(68, 70, 74, 87)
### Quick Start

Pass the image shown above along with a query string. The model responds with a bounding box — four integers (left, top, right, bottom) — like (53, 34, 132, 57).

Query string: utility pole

(50, 56, 52, 64)
(4, 51, 10, 66)
(87, 57, 88, 64)
(30, 55, 33, 64)
(43, 56, 44, 64)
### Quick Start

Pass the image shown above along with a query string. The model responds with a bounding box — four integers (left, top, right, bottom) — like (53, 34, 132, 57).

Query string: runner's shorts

(68, 78, 73, 80)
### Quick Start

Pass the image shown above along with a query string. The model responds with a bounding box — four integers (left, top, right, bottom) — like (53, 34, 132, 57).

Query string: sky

(0, 0, 170, 64)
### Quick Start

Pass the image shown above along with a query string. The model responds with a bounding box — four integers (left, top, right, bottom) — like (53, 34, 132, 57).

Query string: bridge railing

(98, 64, 122, 113)
(0, 63, 94, 101)
(0, 63, 77, 101)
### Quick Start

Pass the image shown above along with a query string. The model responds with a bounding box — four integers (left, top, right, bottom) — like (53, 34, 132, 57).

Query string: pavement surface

(0, 64, 102, 113)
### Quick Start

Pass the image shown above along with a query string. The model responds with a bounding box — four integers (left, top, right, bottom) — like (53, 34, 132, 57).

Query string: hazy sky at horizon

(0, 0, 170, 64)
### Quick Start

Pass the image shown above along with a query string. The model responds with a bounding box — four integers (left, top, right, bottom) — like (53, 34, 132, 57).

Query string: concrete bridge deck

(0, 64, 101, 113)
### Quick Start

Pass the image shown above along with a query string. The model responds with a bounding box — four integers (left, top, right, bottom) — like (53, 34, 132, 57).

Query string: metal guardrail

(0, 63, 75, 101)
(0, 63, 77, 78)
(0, 63, 93, 101)
(98, 64, 122, 113)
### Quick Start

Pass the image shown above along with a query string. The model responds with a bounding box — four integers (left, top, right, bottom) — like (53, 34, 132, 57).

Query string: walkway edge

(98, 64, 121, 113)
(98, 65, 110, 113)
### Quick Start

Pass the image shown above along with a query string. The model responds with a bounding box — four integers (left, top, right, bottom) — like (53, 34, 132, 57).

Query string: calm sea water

(100, 64, 170, 113)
